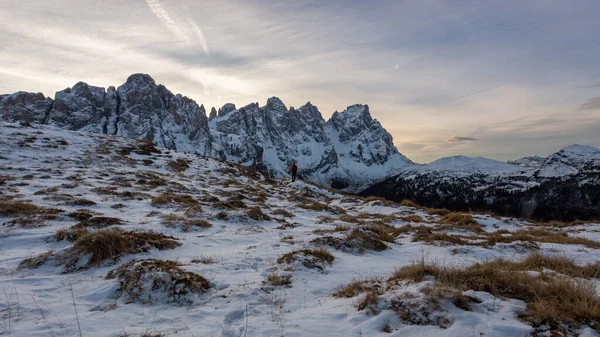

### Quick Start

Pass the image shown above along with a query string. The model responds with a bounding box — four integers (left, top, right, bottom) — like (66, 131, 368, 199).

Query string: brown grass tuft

(298, 200, 331, 212)
(272, 209, 295, 218)
(18, 250, 53, 269)
(54, 227, 89, 242)
(401, 214, 425, 223)
(246, 206, 271, 221)
(399, 199, 419, 208)
(167, 158, 190, 172)
(265, 273, 292, 287)
(151, 193, 198, 207)
(277, 248, 334, 270)
(61, 228, 180, 270)
(0, 201, 62, 216)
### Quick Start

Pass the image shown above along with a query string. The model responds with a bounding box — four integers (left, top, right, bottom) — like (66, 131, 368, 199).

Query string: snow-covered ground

(1, 122, 599, 337)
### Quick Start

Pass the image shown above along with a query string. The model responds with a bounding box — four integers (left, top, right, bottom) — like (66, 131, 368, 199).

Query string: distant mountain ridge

(361, 144, 600, 221)
(0, 73, 411, 189)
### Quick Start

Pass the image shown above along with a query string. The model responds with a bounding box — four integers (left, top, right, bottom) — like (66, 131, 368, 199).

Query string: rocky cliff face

(360, 145, 600, 221)
(0, 92, 54, 124)
(0, 74, 410, 189)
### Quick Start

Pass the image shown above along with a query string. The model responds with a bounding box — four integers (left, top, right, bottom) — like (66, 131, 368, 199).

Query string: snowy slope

(2, 122, 600, 336)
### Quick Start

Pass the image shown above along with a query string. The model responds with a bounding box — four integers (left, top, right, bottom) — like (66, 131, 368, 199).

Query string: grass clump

(277, 248, 334, 270)
(75, 216, 123, 229)
(54, 227, 89, 242)
(265, 273, 292, 287)
(151, 193, 197, 207)
(106, 259, 210, 304)
(439, 213, 482, 232)
(18, 250, 53, 269)
(399, 199, 419, 208)
(68, 209, 97, 221)
(272, 209, 295, 218)
(61, 228, 180, 271)
(298, 200, 331, 212)
(401, 214, 425, 223)
(388, 255, 600, 330)
(167, 158, 190, 172)
(0, 201, 62, 216)
(246, 206, 271, 221)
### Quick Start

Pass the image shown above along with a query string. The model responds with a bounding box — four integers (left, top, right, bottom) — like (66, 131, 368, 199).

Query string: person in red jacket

(290, 161, 298, 182)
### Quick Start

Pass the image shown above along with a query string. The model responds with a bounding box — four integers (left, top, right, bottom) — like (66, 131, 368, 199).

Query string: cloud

(580, 97, 600, 110)
(145, 0, 209, 55)
(576, 83, 600, 88)
(446, 136, 478, 144)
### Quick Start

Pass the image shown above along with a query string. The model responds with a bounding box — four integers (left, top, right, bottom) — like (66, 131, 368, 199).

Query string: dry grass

(151, 193, 198, 207)
(277, 248, 334, 270)
(162, 213, 212, 232)
(272, 209, 295, 218)
(425, 208, 451, 216)
(333, 278, 383, 298)
(191, 255, 217, 264)
(399, 199, 419, 208)
(297, 200, 331, 212)
(106, 259, 210, 304)
(167, 158, 190, 172)
(357, 291, 381, 313)
(61, 228, 180, 270)
(0, 201, 62, 216)
(75, 216, 123, 229)
(246, 206, 271, 221)
(54, 227, 89, 242)
(313, 224, 351, 235)
(67, 198, 97, 206)
(313, 227, 390, 254)
(389, 256, 600, 329)
(439, 213, 482, 232)
(68, 209, 97, 221)
(18, 250, 53, 269)
(401, 214, 425, 223)
(265, 273, 292, 287)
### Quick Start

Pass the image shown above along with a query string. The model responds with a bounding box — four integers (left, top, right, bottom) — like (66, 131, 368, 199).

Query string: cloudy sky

(1, 0, 599, 163)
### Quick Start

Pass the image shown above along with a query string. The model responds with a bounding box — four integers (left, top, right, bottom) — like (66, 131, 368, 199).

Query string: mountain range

(0, 74, 411, 190)
(1, 73, 598, 220)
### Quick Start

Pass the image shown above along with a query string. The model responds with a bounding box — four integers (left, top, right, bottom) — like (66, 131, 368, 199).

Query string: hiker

(290, 161, 298, 182)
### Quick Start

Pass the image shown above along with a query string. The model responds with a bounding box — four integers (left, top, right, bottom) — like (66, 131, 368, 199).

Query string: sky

(0, 0, 599, 163)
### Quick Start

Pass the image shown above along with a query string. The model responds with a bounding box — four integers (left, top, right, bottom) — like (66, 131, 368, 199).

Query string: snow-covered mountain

(361, 145, 600, 221)
(0, 74, 411, 189)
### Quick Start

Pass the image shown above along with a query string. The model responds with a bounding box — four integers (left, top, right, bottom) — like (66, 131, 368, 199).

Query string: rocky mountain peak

(209, 107, 217, 120)
(266, 96, 287, 113)
(218, 103, 236, 117)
